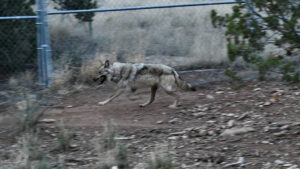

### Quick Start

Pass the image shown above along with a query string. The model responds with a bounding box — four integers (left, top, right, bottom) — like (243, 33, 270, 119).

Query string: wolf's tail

(172, 70, 196, 91)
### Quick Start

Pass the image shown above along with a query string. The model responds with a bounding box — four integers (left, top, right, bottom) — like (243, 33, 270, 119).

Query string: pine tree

(0, 0, 36, 73)
(52, 0, 98, 35)
(211, 0, 300, 81)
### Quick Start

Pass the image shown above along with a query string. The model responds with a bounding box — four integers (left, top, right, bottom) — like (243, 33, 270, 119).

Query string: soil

(1, 71, 300, 169)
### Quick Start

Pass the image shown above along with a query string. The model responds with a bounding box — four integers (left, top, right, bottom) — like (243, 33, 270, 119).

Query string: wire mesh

(48, 0, 233, 83)
(0, 0, 37, 80)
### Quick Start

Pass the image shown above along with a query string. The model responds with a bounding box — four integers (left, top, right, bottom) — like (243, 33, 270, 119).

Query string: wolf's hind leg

(98, 89, 125, 105)
(139, 85, 158, 107)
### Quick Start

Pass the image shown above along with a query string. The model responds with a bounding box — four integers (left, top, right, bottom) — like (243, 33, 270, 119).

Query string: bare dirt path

(1, 72, 300, 168)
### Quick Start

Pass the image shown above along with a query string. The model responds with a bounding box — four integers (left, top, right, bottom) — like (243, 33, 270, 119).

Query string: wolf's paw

(98, 101, 108, 105)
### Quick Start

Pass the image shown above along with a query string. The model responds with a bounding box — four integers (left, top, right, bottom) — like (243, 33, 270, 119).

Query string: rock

(208, 130, 216, 136)
(273, 130, 287, 136)
(133, 163, 147, 169)
(192, 112, 206, 117)
(66, 105, 73, 108)
(221, 127, 255, 136)
(264, 126, 280, 132)
(70, 144, 78, 148)
(199, 129, 208, 136)
(206, 120, 216, 124)
(224, 157, 244, 168)
(274, 159, 284, 165)
(206, 95, 215, 100)
(238, 113, 249, 121)
(168, 118, 181, 124)
(294, 92, 300, 96)
(111, 166, 118, 169)
(216, 91, 224, 94)
(253, 88, 261, 91)
(227, 120, 235, 127)
(197, 107, 209, 112)
(280, 125, 290, 130)
(168, 136, 180, 140)
(115, 135, 135, 140)
(16, 100, 27, 110)
(287, 165, 299, 169)
(169, 131, 186, 136)
(156, 120, 164, 124)
(263, 101, 272, 106)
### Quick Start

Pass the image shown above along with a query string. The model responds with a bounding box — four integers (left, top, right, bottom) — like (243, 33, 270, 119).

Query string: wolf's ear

(104, 60, 110, 68)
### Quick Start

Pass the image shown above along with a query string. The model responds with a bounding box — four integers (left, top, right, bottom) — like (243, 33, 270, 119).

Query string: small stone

(261, 141, 271, 144)
(208, 131, 216, 136)
(206, 95, 215, 100)
(199, 129, 207, 136)
(111, 166, 118, 169)
(216, 91, 224, 94)
(133, 163, 147, 169)
(168, 118, 181, 124)
(66, 105, 73, 108)
(16, 100, 27, 110)
(238, 113, 249, 121)
(169, 131, 186, 136)
(253, 88, 261, 91)
(70, 144, 78, 148)
(294, 92, 300, 96)
(227, 120, 235, 127)
(264, 101, 272, 106)
(221, 127, 255, 136)
(156, 121, 164, 124)
(192, 112, 206, 117)
(287, 165, 299, 169)
(168, 136, 179, 140)
(274, 159, 284, 165)
(273, 130, 287, 136)
(280, 125, 289, 130)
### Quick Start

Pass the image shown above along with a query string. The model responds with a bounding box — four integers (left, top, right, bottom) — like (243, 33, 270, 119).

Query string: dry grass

(92, 120, 129, 169)
(147, 144, 174, 169)
(56, 120, 74, 151)
(49, 0, 232, 69)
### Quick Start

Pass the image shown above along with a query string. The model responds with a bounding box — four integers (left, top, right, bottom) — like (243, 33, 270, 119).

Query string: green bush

(211, 0, 300, 82)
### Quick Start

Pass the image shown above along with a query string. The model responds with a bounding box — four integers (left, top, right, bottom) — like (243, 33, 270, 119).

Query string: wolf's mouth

(94, 75, 107, 85)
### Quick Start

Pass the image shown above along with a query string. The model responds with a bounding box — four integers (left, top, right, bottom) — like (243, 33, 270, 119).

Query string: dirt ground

(1, 71, 300, 169)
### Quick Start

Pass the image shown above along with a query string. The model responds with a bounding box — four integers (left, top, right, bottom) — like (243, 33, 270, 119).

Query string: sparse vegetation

(49, 1, 231, 75)
(147, 148, 173, 169)
(57, 120, 74, 151)
(211, 0, 300, 82)
(7, 72, 44, 132)
(93, 120, 130, 169)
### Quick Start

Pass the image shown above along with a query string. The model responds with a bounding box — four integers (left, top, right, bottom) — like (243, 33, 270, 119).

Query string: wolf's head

(93, 60, 112, 85)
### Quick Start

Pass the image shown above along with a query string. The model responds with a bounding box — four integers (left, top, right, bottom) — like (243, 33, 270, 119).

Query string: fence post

(36, 0, 52, 86)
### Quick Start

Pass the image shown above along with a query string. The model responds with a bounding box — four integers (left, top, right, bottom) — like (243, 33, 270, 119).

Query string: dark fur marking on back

(136, 65, 167, 76)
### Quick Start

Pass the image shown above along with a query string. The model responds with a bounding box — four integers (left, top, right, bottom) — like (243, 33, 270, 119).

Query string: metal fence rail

(0, 0, 245, 86)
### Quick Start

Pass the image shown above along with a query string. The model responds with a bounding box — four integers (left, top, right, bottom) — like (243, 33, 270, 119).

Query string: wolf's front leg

(98, 89, 125, 105)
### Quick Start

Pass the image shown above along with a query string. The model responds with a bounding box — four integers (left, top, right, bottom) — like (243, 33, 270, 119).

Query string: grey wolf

(94, 60, 196, 108)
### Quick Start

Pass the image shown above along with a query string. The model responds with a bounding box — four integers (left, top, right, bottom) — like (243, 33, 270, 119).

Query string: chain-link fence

(0, 0, 37, 80)
(0, 0, 240, 85)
